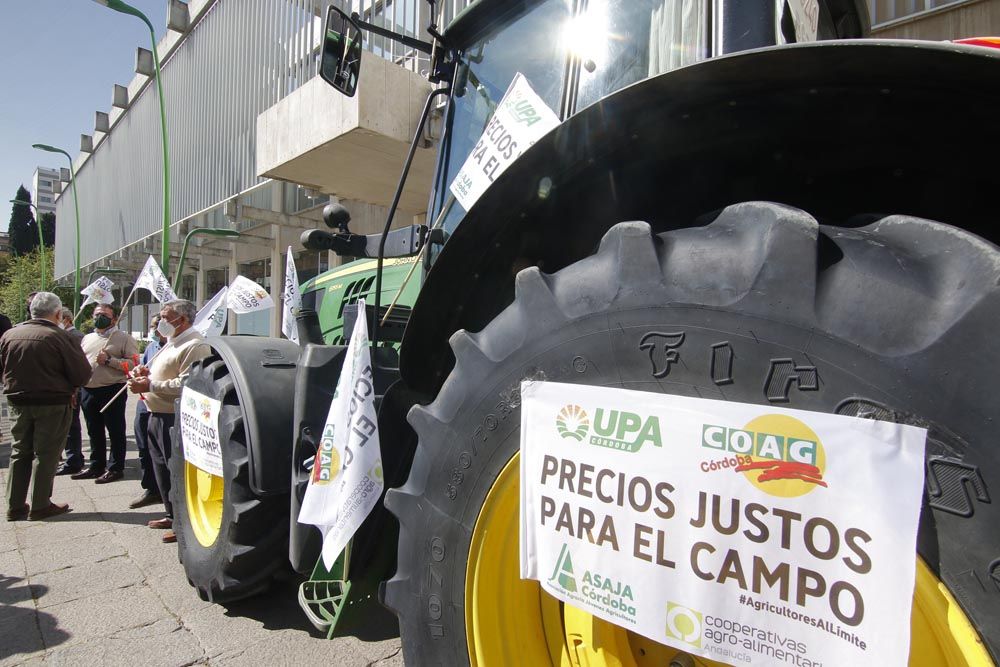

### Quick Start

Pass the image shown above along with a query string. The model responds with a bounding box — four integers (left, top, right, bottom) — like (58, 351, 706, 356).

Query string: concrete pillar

(195, 255, 206, 305)
(270, 224, 281, 337)
(227, 242, 238, 333)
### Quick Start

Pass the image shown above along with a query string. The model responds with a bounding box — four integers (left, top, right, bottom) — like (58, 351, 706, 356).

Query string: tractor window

(575, 0, 710, 111)
(428, 0, 571, 248)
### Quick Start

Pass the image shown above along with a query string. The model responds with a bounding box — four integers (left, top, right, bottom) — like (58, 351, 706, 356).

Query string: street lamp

(174, 228, 242, 291)
(92, 0, 172, 276)
(9, 199, 48, 290)
(32, 143, 81, 310)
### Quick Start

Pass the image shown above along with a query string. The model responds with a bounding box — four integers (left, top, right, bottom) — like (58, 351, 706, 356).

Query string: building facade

(32, 167, 59, 216)
(868, 0, 1000, 36)
(52, 0, 460, 336)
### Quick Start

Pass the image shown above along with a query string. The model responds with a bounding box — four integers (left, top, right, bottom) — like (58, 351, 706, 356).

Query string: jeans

(133, 408, 157, 492)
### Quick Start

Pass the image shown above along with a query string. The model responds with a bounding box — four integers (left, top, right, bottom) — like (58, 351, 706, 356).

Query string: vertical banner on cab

(281, 246, 301, 344)
(192, 286, 228, 338)
(520, 381, 926, 667)
(448, 72, 560, 211)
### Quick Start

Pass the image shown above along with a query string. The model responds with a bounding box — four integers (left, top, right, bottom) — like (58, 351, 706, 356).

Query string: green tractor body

(171, 1, 1000, 664)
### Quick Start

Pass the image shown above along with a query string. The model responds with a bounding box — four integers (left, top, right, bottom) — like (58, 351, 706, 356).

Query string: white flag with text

(298, 299, 384, 569)
(135, 256, 177, 303)
(81, 276, 115, 306)
(227, 275, 274, 314)
(192, 287, 229, 338)
(281, 246, 302, 343)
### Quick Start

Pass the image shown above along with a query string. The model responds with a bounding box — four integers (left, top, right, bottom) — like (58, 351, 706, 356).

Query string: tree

(8, 185, 39, 256)
(0, 249, 70, 323)
(40, 212, 56, 247)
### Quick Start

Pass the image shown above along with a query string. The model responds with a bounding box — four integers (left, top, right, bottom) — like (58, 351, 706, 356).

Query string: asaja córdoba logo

(556, 404, 589, 441)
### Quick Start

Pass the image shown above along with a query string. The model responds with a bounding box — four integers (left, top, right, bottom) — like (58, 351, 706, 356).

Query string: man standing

(129, 316, 165, 509)
(2, 292, 92, 521)
(73, 304, 138, 484)
(128, 300, 210, 544)
(56, 307, 85, 476)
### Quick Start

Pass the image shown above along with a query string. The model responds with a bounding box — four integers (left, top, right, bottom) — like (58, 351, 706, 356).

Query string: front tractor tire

(384, 202, 999, 666)
(170, 354, 289, 603)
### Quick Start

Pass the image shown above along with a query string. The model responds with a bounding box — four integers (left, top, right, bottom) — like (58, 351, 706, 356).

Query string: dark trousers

(133, 409, 157, 492)
(80, 384, 127, 473)
(63, 399, 83, 470)
(6, 404, 72, 512)
(148, 412, 175, 518)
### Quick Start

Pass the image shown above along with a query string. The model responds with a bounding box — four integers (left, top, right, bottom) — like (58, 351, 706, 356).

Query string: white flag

(281, 246, 302, 344)
(135, 256, 177, 303)
(81, 276, 115, 306)
(298, 299, 384, 569)
(226, 275, 274, 314)
(192, 286, 229, 338)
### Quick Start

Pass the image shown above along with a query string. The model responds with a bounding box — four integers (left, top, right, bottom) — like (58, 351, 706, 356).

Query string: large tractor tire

(385, 202, 999, 665)
(170, 353, 289, 602)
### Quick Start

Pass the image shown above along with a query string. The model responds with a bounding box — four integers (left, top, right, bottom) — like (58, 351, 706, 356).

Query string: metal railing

(867, 0, 967, 27)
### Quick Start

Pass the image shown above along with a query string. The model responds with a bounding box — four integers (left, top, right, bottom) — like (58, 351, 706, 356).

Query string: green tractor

(171, 1, 1000, 664)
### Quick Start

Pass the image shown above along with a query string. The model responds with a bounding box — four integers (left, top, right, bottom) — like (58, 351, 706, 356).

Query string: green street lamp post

(32, 143, 81, 311)
(174, 228, 241, 292)
(9, 199, 48, 290)
(92, 0, 172, 275)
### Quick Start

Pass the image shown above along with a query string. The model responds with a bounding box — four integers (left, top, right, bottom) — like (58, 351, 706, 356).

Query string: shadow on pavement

(36, 510, 163, 526)
(0, 576, 70, 659)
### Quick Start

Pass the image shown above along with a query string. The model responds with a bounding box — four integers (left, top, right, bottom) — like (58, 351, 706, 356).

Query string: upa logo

(702, 414, 827, 497)
(665, 602, 702, 648)
(549, 543, 577, 593)
(556, 405, 590, 441)
(590, 407, 662, 453)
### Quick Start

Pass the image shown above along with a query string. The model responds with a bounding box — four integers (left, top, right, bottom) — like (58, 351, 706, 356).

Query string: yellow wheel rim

(185, 461, 224, 547)
(466, 454, 993, 667)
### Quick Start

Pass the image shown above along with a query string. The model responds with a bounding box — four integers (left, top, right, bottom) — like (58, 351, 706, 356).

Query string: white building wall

(32, 167, 59, 216)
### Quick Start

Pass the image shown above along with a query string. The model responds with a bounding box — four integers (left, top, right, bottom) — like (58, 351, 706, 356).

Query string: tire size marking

(428, 536, 446, 639)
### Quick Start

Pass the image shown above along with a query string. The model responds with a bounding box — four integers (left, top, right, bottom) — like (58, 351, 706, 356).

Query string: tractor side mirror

(320, 6, 363, 97)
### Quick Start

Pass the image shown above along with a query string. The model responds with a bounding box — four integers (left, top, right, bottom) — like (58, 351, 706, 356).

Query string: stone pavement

(0, 400, 404, 667)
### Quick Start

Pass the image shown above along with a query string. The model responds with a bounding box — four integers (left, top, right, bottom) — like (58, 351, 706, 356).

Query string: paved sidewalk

(0, 410, 403, 666)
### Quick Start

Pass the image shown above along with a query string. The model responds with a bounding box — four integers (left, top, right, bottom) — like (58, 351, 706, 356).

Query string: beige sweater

(144, 327, 211, 414)
(81, 328, 140, 389)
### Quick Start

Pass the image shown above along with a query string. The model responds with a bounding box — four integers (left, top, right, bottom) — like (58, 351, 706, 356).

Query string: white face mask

(157, 318, 176, 339)
(58, 322, 67, 330)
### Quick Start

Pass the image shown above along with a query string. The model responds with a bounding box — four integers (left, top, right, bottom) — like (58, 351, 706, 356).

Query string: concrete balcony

(256, 52, 436, 216)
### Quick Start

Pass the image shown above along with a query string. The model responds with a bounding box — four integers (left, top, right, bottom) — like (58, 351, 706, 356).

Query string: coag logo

(549, 543, 577, 593)
(556, 405, 589, 441)
(702, 414, 827, 497)
(311, 424, 341, 486)
(665, 602, 702, 648)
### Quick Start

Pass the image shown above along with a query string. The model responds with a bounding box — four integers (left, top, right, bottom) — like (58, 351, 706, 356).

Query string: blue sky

(0, 0, 167, 231)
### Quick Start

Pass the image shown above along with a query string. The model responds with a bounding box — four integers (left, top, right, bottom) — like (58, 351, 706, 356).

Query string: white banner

(520, 381, 926, 667)
(81, 276, 115, 306)
(227, 275, 274, 314)
(192, 286, 228, 338)
(448, 72, 560, 211)
(135, 255, 177, 303)
(179, 387, 223, 477)
(787, 0, 820, 41)
(298, 298, 384, 569)
(281, 246, 301, 344)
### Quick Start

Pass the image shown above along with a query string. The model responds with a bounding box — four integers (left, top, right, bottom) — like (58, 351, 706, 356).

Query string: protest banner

(298, 299, 384, 569)
(179, 387, 223, 477)
(281, 246, 302, 343)
(135, 255, 177, 304)
(520, 381, 926, 666)
(80, 276, 115, 306)
(192, 286, 228, 338)
(227, 275, 273, 314)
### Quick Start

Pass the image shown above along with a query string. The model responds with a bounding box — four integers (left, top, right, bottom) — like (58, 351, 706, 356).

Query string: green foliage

(0, 249, 71, 323)
(8, 186, 39, 256)
(40, 212, 56, 247)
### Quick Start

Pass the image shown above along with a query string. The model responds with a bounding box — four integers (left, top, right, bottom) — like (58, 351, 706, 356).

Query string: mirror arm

(351, 12, 436, 54)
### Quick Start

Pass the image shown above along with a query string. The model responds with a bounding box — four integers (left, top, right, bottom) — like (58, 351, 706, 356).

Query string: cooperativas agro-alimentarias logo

(557, 404, 662, 453)
(701, 414, 827, 498)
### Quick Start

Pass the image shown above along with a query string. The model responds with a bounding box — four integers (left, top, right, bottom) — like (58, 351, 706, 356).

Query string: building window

(180, 274, 196, 302)
(869, 0, 964, 26)
(294, 250, 330, 284)
(234, 259, 271, 336)
(39, 196, 52, 203)
(39, 180, 52, 187)
(206, 267, 229, 297)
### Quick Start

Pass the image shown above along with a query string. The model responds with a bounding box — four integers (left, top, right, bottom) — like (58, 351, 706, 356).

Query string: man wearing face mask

(129, 316, 165, 509)
(128, 300, 210, 543)
(73, 304, 139, 483)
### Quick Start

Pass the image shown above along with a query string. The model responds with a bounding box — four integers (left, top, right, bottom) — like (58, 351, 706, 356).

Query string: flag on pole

(81, 276, 115, 306)
(281, 246, 302, 343)
(135, 256, 177, 303)
(227, 275, 274, 314)
(298, 298, 384, 569)
(192, 286, 229, 338)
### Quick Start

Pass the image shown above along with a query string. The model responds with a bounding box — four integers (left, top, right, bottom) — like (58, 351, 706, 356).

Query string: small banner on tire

(520, 381, 926, 667)
(179, 387, 224, 477)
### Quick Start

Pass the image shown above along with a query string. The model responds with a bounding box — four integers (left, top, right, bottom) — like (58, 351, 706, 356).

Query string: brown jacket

(0, 320, 92, 405)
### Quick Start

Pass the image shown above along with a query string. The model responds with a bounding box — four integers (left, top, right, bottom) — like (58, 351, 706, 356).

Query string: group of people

(1, 293, 210, 544)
